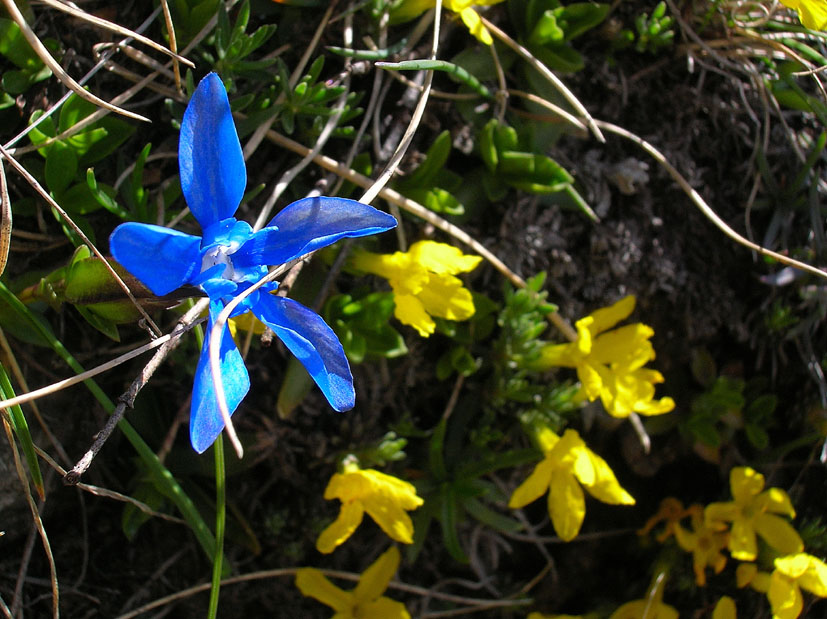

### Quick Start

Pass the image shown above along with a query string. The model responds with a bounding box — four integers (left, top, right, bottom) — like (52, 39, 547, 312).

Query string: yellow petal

(394, 293, 436, 337)
(316, 501, 366, 554)
(729, 518, 758, 561)
(782, 0, 827, 30)
(553, 429, 593, 485)
(586, 296, 636, 337)
(576, 361, 606, 403)
(673, 522, 696, 552)
(364, 496, 417, 544)
(509, 456, 554, 508)
(609, 600, 679, 619)
(409, 240, 481, 275)
(458, 7, 493, 44)
(754, 513, 804, 555)
(359, 596, 411, 619)
(574, 317, 594, 355)
(361, 469, 424, 510)
(705, 501, 738, 524)
(769, 572, 803, 619)
(775, 553, 812, 579)
(796, 555, 827, 597)
(354, 546, 400, 602)
(736, 563, 758, 588)
(549, 470, 585, 541)
(712, 596, 736, 619)
(730, 467, 765, 503)
(758, 487, 797, 518)
(415, 272, 476, 321)
(296, 568, 353, 611)
(533, 342, 581, 369)
(589, 324, 655, 368)
(535, 425, 561, 454)
(634, 394, 675, 416)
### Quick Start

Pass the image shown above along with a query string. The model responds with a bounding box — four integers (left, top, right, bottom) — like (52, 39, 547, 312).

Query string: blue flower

(110, 73, 397, 453)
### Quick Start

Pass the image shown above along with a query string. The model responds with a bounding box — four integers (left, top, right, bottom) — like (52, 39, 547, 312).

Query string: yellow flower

(508, 427, 635, 541)
(296, 546, 410, 619)
(316, 464, 424, 554)
(779, 0, 827, 31)
(390, 0, 505, 45)
(608, 574, 678, 619)
(349, 240, 481, 338)
(712, 596, 737, 619)
(638, 497, 688, 542)
(768, 553, 827, 619)
(738, 554, 827, 619)
(705, 466, 803, 561)
(528, 296, 675, 419)
(673, 505, 729, 586)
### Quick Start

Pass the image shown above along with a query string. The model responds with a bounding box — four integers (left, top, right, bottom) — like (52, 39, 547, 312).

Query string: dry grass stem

(480, 15, 604, 143)
(1, 0, 150, 122)
(38, 0, 193, 67)
(2, 416, 58, 618)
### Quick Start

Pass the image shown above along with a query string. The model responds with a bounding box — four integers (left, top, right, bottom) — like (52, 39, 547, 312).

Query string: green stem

(208, 434, 226, 619)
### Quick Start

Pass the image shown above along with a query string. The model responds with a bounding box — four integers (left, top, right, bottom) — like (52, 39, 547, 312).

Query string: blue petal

(109, 222, 201, 296)
(179, 73, 246, 230)
(190, 303, 251, 453)
(234, 197, 397, 268)
(253, 294, 355, 411)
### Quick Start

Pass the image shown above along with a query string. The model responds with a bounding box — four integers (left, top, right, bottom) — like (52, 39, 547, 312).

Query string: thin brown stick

(64, 301, 208, 484)
(0, 157, 10, 278)
(159, 0, 182, 92)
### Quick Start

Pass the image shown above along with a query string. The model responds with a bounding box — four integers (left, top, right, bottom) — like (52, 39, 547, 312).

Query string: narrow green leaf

(376, 60, 491, 99)
(0, 363, 44, 498)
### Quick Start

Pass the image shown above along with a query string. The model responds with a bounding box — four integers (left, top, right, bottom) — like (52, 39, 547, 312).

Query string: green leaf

(464, 497, 522, 533)
(479, 119, 499, 172)
(74, 305, 120, 341)
(121, 481, 167, 540)
(58, 182, 103, 215)
(45, 142, 78, 195)
(529, 10, 565, 45)
(745, 423, 769, 450)
(439, 485, 468, 563)
(276, 357, 314, 419)
(397, 131, 452, 190)
(87, 169, 130, 220)
(0, 363, 44, 498)
(554, 3, 611, 41)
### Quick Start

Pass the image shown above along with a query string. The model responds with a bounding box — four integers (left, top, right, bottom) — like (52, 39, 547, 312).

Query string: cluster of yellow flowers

(296, 245, 680, 617)
(295, 460, 423, 617)
(639, 467, 827, 619)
